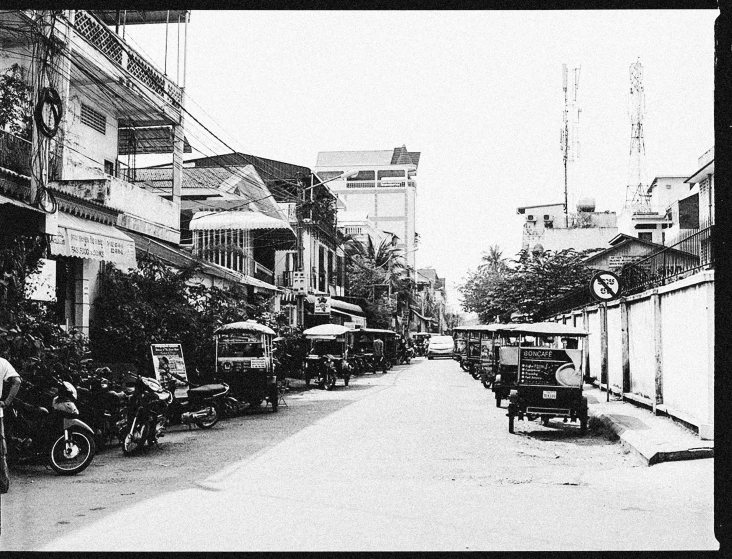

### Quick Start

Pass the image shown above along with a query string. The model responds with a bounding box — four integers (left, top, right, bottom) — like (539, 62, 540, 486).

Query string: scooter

(317, 355, 338, 391)
(4, 377, 96, 475)
(162, 372, 229, 429)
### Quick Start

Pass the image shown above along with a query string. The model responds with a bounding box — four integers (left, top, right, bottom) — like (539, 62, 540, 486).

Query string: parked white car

(427, 335, 455, 359)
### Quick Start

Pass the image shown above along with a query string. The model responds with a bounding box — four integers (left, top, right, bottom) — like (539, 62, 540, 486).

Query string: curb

(588, 408, 714, 467)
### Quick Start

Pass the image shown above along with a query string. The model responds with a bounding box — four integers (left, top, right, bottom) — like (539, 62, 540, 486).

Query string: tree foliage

(0, 64, 33, 140)
(91, 253, 283, 378)
(459, 247, 595, 323)
(0, 234, 88, 384)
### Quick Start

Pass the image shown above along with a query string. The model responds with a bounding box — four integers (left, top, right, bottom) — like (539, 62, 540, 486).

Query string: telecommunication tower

(625, 59, 651, 212)
(560, 63, 581, 219)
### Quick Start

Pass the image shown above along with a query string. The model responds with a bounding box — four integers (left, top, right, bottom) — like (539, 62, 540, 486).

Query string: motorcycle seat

(188, 384, 227, 397)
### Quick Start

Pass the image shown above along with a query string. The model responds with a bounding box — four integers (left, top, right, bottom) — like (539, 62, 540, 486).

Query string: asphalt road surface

(0, 357, 716, 551)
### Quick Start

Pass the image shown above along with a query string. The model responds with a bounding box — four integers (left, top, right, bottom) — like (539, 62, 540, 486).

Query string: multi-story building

(314, 145, 420, 272)
(517, 200, 618, 253)
(414, 267, 447, 334)
(1, 10, 191, 334)
(180, 153, 364, 328)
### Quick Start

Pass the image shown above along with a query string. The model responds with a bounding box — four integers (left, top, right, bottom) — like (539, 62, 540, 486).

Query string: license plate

(542, 391, 557, 400)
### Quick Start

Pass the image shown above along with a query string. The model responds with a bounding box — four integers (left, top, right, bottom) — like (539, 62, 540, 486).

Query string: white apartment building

(314, 145, 419, 272)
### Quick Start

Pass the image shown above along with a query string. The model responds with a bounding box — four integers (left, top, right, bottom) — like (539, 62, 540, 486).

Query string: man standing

(0, 356, 22, 494)
(373, 337, 387, 374)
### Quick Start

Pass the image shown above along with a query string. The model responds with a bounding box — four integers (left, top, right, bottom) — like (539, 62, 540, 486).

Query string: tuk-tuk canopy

(214, 320, 276, 336)
(509, 322, 589, 337)
(303, 324, 352, 338)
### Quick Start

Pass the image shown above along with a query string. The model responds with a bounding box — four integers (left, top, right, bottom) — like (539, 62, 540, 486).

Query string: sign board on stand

(150, 344, 189, 398)
(313, 295, 331, 315)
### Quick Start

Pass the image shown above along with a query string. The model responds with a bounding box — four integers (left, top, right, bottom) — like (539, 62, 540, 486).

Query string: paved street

(1, 357, 716, 551)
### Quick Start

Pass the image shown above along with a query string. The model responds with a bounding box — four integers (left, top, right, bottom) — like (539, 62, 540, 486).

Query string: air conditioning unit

(544, 214, 552, 221)
(526, 214, 535, 221)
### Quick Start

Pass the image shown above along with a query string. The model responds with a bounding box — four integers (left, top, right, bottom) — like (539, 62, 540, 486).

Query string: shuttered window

(80, 103, 106, 134)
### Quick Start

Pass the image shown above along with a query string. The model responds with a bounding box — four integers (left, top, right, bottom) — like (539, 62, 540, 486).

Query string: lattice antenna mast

(560, 64, 581, 220)
(626, 59, 650, 211)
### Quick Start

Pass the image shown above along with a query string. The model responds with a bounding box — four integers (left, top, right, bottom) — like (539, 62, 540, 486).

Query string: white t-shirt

(0, 357, 20, 418)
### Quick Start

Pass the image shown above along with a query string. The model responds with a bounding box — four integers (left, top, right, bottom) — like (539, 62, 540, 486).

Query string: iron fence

(537, 223, 715, 319)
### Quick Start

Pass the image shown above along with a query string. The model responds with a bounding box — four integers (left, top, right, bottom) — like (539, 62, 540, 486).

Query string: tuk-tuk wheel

(541, 416, 550, 426)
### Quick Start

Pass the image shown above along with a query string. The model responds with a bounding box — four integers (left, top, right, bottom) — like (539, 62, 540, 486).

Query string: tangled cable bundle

(33, 86, 62, 138)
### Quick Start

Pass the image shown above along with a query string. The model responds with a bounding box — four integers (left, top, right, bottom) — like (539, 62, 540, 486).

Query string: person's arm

(0, 376, 22, 409)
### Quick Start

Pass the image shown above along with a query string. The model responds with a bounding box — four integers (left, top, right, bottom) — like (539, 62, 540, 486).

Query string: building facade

(314, 145, 419, 272)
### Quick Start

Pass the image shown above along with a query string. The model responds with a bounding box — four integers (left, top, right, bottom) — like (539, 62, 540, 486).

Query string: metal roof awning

(49, 212, 137, 268)
(189, 211, 295, 235)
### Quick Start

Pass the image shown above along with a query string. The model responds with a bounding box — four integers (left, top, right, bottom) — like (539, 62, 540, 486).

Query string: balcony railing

(254, 261, 274, 284)
(536, 222, 715, 319)
(73, 11, 183, 108)
(277, 271, 294, 288)
(344, 180, 416, 189)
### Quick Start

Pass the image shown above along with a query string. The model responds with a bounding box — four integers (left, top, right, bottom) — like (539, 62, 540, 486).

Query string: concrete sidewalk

(584, 386, 714, 466)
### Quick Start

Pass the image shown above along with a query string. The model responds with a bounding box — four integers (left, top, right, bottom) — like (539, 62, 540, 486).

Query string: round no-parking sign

(589, 271, 621, 302)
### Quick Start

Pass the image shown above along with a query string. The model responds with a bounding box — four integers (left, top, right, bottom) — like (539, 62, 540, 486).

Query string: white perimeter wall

(557, 270, 714, 439)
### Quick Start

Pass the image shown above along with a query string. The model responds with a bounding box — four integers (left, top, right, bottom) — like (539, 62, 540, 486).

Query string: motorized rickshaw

(465, 327, 484, 378)
(411, 332, 431, 357)
(352, 327, 398, 372)
(472, 324, 511, 389)
(506, 322, 589, 435)
(302, 324, 353, 390)
(212, 320, 279, 412)
(452, 327, 468, 368)
(490, 324, 521, 407)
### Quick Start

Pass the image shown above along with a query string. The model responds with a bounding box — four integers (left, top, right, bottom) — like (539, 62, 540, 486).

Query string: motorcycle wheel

(49, 429, 96, 475)
(326, 374, 336, 391)
(482, 375, 494, 389)
(344, 374, 350, 387)
(221, 397, 240, 418)
(122, 421, 148, 456)
(196, 405, 220, 429)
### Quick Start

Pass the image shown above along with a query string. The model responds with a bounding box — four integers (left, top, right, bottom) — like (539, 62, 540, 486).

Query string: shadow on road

(515, 420, 618, 446)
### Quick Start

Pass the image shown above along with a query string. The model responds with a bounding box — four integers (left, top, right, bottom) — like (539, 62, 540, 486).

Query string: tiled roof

(391, 145, 421, 168)
(316, 146, 420, 169)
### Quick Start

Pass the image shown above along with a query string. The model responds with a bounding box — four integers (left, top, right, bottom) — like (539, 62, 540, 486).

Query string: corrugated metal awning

(189, 211, 294, 235)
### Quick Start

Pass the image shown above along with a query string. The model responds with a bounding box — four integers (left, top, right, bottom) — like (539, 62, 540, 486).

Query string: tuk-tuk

(212, 320, 279, 412)
(452, 327, 469, 369)
(352, 328, 398, 372)
(506, 322, 589, 435)
(465, 327, 484, 378)
(411, 332, 431, 357)
(472, 324, 511, 389)
(302, 324, 353, 390)
(491, 324, 521, 407)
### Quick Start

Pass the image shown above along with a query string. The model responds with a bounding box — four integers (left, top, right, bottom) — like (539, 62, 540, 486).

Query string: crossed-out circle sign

(589, 271, 621, 302)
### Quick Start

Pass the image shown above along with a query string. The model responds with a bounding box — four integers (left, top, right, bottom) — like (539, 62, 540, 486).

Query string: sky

(123, 10, 716, 310)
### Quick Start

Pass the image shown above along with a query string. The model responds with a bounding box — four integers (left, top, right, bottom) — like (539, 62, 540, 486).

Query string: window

(80, 103, 106, 134)
(638, 232, 653, 242)
(635, 224, 657, 230)
(347, 170, 375, 181)
(104, 160, 115, 176)
(377, 170, 405, 179)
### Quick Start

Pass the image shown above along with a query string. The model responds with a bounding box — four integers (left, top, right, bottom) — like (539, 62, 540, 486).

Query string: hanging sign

(313, 295, 331, 315)
(589, 271, 621, 302)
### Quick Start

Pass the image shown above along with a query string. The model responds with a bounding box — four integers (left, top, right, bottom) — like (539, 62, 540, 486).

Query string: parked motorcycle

(162, 371, 229, 429)
(75, 367, 129, 449)
(317, 355, 339, 391)
(397, 346, 414, 365)
(121, 374, 172, 456)
(4, 377, 96, 475)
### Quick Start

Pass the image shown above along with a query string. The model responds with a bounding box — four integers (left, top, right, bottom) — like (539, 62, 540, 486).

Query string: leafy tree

(0, 234, 88, 384)
(91, 253, 283, 378)
(0, 64, 33, 140)
(459, 247, 596, 323)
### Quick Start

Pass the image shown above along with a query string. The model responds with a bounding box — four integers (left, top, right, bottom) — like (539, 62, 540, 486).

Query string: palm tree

(481, 244, 506, 272)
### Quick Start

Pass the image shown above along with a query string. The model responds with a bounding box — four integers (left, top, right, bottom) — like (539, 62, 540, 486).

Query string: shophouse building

(0, 10, 193, 335)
